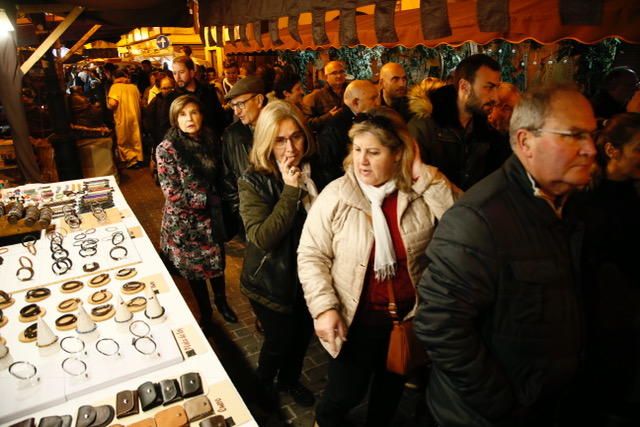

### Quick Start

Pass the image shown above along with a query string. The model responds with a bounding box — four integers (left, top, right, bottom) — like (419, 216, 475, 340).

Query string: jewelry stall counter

(0, 176, 256, 427)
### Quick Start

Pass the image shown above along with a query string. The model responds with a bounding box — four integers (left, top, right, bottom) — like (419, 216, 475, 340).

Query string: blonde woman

(238, 100, 321, 407)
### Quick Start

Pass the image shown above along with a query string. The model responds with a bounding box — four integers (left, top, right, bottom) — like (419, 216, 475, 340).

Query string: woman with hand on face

(298, 107, 460, 427)
(238, 100, 321, 407)
(156, 95, 238, 330)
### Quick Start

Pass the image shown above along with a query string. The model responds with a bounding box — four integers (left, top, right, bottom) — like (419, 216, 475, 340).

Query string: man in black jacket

(379, 62, 412, 123)
(220, 76, 266, 240)
(315, 79, 379, 188)
(415, 85, 598, 427)
(408, 54, 503, 190)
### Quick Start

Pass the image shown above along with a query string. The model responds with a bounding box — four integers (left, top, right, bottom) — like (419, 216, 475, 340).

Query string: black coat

(315, 105, 354, 189)
(415, 155, 586, 427)
(176, 81, 227, 136)
(408, 85, 505, 190)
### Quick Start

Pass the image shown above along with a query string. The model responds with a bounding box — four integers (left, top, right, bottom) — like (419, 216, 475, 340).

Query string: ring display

(60, 280, 83, 293)
(109, 245, 128, 261)
(58, 297, 80, 312)
(55, 314, 78, 330)
(61, 357, 88, 377)
(25, 288, 50, 302)
(89, 273, 110, 287)
(132, 336, 158, 356)
(60, 336, 85, 354)
(129, 320, 151, 338)
(96, 338, 121, 357)
(9, 361, 39, 381)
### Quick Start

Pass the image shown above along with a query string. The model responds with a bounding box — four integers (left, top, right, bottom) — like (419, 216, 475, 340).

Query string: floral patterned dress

(156, 134, 225, 280)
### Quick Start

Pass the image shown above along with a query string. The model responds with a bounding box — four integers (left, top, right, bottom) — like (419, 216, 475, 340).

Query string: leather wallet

(10, 419, 35, 427)
(37, 416, 62, 427)
(184, 396, 214, 422)
(91, 405, 115, 427)
(154, 406, 188, 427)
(127, 419, 156, 427)
(179, 372, 203, 398)
(198, 416, 226, 427)
(160, 378, 183, 405)
(76, 406, 96, 427)
(116, 389, 139, 418)
(137, 381, 163, 411)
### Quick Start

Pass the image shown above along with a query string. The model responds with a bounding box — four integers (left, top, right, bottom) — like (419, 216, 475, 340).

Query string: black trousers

(250, 295, 313, 386)
(316, 322, 406, 427)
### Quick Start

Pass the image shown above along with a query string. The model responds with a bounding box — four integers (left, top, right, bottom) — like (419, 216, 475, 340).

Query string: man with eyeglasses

(409, 54, 504, 190)
(221, 76, 267, 240)
(302, 61, 348, 131)
(415, 85, 598, 427)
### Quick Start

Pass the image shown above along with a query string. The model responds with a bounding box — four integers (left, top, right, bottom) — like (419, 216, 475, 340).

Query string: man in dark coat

(172, 56, 227, 136)
(379, 62, 412, 123)
(220, 76, 267, 239)
(414, 85, 598, 427)
(302, 60, 348, 131)
(408, 54, 503, 190)
(315, 80, 380, 188)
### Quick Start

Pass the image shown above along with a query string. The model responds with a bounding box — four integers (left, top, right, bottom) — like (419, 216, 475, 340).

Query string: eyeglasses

(533, 128, 598, 141)
(275, 131, 305, 147)
(229, 94, 258, 111)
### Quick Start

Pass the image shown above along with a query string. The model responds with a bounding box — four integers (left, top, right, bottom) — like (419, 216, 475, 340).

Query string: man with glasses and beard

(409, 54, 503, 190)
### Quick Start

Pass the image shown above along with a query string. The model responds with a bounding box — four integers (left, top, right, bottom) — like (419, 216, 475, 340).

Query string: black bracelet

(23, 323, 38, 339)
(79, 247, 98, 258)
(109, 245, 128, 260)
(83, 262, 100, 272)
(58, 298, 80, 311)
(116, 268, 135, 278)
(19, 256, 33, 269)
(81, 239, 98, 249)
(17, 267, 34, 281)
(122, 281, 145, 293)
(55, 314, 77, 328)
(90, 290, 111, 304)
(52, 258, 72, 275)
(126, 296, 146, 309)
(61, 280, 83, 292)
(111, 231, 125, 246)
(91, 304, 113, 317)
(0, 290, 12, 304)
(20, 303, 41, 318)
(51, 248, 70, 260)
(26, 288, 50, 301)
(89, 273, 109, 286)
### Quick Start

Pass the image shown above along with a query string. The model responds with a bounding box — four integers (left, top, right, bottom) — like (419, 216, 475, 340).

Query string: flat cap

(225, 76, 265, 100)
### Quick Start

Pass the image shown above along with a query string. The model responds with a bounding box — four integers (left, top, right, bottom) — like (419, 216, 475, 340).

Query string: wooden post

(20, 5, 84, 74)
(57, 24, 101, 63)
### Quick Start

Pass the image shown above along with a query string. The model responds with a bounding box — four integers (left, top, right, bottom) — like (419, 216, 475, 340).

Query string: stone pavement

(119, 166, 431, 427)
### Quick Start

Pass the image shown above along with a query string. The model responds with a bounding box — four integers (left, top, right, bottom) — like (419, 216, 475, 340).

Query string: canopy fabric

(222, 0, 640, 54)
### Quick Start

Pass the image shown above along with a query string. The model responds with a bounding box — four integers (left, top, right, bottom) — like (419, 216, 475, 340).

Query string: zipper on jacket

(249, 253, 269, 281)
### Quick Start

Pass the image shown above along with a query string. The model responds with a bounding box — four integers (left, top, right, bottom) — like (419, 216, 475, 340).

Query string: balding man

(303, 61, 348, 131)
(315, 80, 380, 188)
(379, 62, 412, 122)
(415, 85, 598, 426)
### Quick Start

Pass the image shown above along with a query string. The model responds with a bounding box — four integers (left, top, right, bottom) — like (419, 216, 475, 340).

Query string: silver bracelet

(61, 357, 88, 377)
(60, 336, 86, 355)
(9, 361, 39, 381)
(132, 336, 159, 356)
(96, 338, 121, 357)
(129, 320, 151, 338)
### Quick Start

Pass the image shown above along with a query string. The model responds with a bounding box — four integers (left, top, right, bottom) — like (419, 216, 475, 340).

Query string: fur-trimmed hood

(409, 84, 461, 129)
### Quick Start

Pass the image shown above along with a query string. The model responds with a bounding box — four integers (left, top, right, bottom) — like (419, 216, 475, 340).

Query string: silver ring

(132, 336, 158, 356)
(96, 338, 120, 357)
(61, 357, 88, 377)
(61, 336, 86, 355)
(9, 361, 38, 381)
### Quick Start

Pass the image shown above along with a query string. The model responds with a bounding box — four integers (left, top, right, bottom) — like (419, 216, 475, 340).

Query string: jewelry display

(126, 296, 146, 313)
(132, 336, 159, 356)
(55, 314, 78, 331)
(37, 206, 53, 227)
(0, 290, 15, 309)
(61, 357, 88, 377)
(16, 256, 34, 282)
(9, 361, 39, 382)
(49, 231, 72, 276)
(144, 287, 165, 320)
(57, 297, 81, 312)
(35, 316, 58, 348)
(23, 205, 40, 227)
(21, 235, 37, 255)
(60, 280, 83, 293)
(116, 268, 136, 280)
(89, 289, 112, 305)
(19, 304, 44, 322)
(7, 202, 24, 224)
(129, 320, 151, 338)
(111, 231, 125, 246)
(0, 308, 7, 328)
(96, 338, 121, 357)
(89, 273, 110, 287)
(19, 323, 38, 343)
(63, 205, 81, 229)
(60, 336, 86, 355)
(90, 304, 115, 322)
(25, 288, 51, 303)
(121, 281, 145, 295)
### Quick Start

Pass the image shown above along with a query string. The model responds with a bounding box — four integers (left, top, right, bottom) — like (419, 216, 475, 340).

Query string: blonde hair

(345, 107, 415, 192)
(169, 95, 201, 128)
(250, 100, 316, 175)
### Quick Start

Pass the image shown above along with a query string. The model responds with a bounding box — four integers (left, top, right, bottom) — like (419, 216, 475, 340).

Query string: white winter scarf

(299, 163, 318, 212)
(356, 176, 397, 280)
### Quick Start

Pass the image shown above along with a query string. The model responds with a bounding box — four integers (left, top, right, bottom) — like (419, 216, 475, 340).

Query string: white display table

(0, 175, 256, 427)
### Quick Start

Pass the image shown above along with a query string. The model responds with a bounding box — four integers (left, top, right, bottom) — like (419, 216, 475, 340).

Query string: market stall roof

(14, 0, 193, 43)
(215, 0, 640, 54)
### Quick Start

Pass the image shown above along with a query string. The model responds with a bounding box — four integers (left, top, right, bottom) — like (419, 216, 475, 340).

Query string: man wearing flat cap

(221, 76, 267, 240)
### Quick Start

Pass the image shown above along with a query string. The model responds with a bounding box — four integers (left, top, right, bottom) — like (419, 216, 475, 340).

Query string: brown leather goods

(75, 405, 95, 427)
(137, 381, 163, 411)
(385, 280, 428, 376)
(76, 404, 115, 427)
(36, 415, 71, 427)
(160, 378, 183, 405)
(116, 389, 139, 418)
(184, 396, 214, 422)
(179, 372, 203, 398)
(198, 416, 226, 427)
(154, 406, 188, 427)
(127, 419, 156, 427)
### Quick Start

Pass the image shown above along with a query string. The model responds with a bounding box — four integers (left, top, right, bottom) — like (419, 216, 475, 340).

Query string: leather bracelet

(83, 262, 100, 272)
(111, 231, 125, 246)
(73, 232, 87, 241)
(90, 273, 110, 286)
(58, 298, 80, 311)
(52, 258, 72, 275)
(20, 303, 42, 318)
(91, 304, 113, 317)
(110, 246, 128, 260)
(23, 323, 38, 339)
(61, 280, 83, 292)
(17, 266, 34, 281)
(90, 290, 111, 304)
(127, 296, 146, 309)
(96, 338, 120, 356)
(56, 314, 78, 328)
(51, 248, 70, 260)
(19, 256, 33, 268)
(116, 268, 136, 279)
(81, 239, 98, 249)
(0, 290, 12, 304)
(79, 247, 98, 258)
(122, 281, 145, 293)
(26, 288, 51, 301)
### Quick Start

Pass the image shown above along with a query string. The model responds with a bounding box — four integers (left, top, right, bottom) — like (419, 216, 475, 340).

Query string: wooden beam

(57, 24, 101, 63)
(20, 6, 84, 74)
